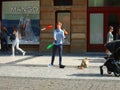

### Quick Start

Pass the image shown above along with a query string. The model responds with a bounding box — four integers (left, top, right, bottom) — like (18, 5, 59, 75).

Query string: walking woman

(105, 26, 114, 57)
(11, 25, 26, 56)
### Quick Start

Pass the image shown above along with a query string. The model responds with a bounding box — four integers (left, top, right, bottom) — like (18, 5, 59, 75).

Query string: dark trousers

(51, 44, 63, 66)
(1, 38, 8, 51)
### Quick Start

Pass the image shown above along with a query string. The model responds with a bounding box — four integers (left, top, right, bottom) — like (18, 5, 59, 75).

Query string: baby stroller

(100, 40, 120, 77)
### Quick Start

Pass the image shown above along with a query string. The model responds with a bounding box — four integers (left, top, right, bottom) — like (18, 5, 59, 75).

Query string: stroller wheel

(114, 72, 120, 77)
(107, 71, 112, 74)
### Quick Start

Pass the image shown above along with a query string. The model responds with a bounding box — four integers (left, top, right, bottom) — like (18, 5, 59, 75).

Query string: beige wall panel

(71, 29, 86, 33)
(71, 19, 86, 25)
(40, 0, 53, 6)
(73, 0, 87, 5)
(71, 33, 86, 39)
(71, 25, 86, 33)
(71, 43, 86, 50)
(71, 46, 86, 52)
(71, 39, 86, 44)
(40, 33, 53, 39)
(41, 7, 54, 12)
(71, 39, 86, 53)
(71, 6, 86, 12)
(41, 12, 55, 20)
(40, 20, 55, 25)
(72, 12, 87, 19)
(71, 26, 86, 33)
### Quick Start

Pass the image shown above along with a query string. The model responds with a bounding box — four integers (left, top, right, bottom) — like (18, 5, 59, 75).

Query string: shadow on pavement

(67, 73, 115, 77)
(5, 56, 37, 64)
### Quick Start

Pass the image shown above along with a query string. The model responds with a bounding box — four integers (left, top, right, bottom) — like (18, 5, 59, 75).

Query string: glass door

(55, 11, 71, 45)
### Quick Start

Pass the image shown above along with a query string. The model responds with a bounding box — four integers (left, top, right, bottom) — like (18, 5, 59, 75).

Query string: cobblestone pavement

(0, 65, 120, 90)
(0, 75, 120, 90)
(0, 52, 120, 90)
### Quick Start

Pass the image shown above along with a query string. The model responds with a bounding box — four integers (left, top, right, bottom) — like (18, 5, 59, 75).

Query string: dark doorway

(108, 14, 119, 40)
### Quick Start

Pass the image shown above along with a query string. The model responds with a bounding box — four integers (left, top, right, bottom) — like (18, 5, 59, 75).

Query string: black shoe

(100, 66, 103, 75)
(59, 65, 65, 68)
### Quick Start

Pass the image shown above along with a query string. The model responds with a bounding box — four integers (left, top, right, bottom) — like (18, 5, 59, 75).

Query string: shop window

(54, 0, 72, 6)
(2, 1, 40, 45)
(89, 0, 120, 7)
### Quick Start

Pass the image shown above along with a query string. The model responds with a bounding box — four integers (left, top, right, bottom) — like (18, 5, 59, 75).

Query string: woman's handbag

(10, 34, 15, 41)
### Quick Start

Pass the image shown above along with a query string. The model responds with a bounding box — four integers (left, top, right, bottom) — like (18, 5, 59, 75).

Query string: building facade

(40, 0, 87, 53)
(1, 0, 120, 53)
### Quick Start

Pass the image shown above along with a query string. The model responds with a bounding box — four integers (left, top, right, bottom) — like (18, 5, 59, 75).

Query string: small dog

(78, 58, 89, 69)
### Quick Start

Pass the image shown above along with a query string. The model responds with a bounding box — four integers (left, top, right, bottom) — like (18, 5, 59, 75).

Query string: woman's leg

(12, 41, 16, 56)
(16, 42, 25, 55)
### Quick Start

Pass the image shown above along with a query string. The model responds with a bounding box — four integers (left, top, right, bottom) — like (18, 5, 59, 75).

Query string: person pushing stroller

(100, 40, 120, 77)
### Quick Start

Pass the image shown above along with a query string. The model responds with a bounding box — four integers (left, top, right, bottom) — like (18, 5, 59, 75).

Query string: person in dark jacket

(1, 27, 9, 51)
(116, 27, 120, 40)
